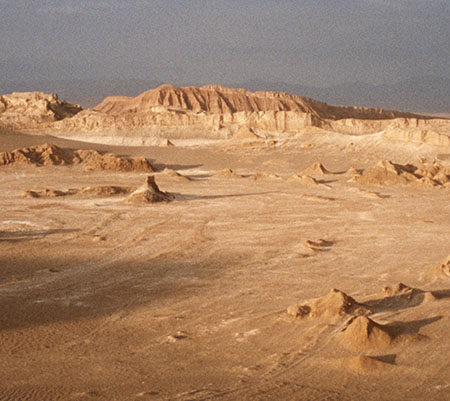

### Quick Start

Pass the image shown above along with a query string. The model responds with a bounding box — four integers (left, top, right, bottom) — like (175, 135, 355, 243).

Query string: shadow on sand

(0, 229, 80, 243)
(172, 191, 278, 201)
(365, 288, 450, 314)
(386, 315, 443, 336)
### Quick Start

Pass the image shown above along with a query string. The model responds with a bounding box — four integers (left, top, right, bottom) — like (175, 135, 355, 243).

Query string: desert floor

(0, 131, 449, 401)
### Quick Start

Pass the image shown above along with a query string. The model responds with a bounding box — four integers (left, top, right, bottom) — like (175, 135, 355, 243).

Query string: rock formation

(384, 127, 450, 147)
(92, 84, 420, 120)
(24, 186, 133, 199)
(162, 168, 191, 181)
(126, 176, 173, 203)
(214, 168, 243, 178)
(2, 85, 449, 147)
(288, 174, 319, 185)
(286, 288, 371, 321)
(299, 162, 332, 176)
(429, 255, 450, 279)
(339, 316, 393, 351)
(0, 143, 154, 172)
(353, 160, 450, 188)
(0, 92, 81, 130)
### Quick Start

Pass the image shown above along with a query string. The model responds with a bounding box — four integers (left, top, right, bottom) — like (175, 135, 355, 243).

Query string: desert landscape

(0, 85, 449, 401)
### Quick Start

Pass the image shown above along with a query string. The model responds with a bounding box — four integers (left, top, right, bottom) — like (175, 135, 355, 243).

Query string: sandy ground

(0, 131, 449, 401)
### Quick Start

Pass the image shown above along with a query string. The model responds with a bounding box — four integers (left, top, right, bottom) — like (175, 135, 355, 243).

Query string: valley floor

(0, 132, 449, 400)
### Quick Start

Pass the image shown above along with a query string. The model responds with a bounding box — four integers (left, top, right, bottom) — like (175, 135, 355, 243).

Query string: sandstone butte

(1, 85, 449, 146)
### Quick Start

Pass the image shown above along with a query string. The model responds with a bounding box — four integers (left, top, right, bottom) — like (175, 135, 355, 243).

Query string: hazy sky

(1, 0, 449, 87)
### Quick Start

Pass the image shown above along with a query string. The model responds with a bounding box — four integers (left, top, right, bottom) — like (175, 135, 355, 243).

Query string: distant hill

(1, 76, 448, 113)
(92, 84, 420, 120)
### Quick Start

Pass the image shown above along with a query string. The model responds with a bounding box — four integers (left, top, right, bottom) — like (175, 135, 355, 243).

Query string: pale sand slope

(0, 134, 449, 401)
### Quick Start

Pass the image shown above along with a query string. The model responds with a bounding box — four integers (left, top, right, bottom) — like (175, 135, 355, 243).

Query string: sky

(1, 0, 449, 88)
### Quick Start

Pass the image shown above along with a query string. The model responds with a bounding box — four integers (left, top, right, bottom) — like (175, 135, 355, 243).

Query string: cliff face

(0, 92, 82, 130)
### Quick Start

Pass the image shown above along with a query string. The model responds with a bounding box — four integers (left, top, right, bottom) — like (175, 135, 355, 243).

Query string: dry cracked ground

(0, 131, 449, 401)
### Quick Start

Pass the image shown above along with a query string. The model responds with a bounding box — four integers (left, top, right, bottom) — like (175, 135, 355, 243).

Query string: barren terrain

(0, 87, 449, 400)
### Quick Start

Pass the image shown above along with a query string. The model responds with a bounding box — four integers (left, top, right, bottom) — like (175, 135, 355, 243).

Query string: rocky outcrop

(286, 288, 371, 322)
(0, 143, 154, 172)
(126, 176, 174, 203)
(0, 92, 82, 130)
(429, 255, 450, 279)
(352, 160, 450, 188)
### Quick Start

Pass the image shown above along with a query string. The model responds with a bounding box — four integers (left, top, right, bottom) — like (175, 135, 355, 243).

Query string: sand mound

(214, 168, 243, 178)
(339, 316, 392, 351)
(353, 160, 414, 186)
(381, 282, 439, 303)
(0, 91, 82, 129)
(414, 163, 450, 185)
(429, 255, 450, 279)
(0, 143, 154, 172)
(353, 160, 450, 187)
(0, 143, 73, 166)
(126, 176, 173, 204)
(366, 282, 437, 311)
(76, 150, 153, 172)
(299, 162, 332, 176)
(289, 174, 319, 185)
(251, 172, 281, 180)
(382, 282, 421, 297)
(343, 355, 394, 373)
(287, 289, 371, 321)
(162, 168, 191, 181)
(345, 167, 362, 176)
